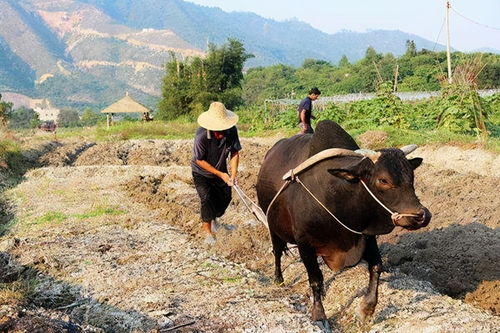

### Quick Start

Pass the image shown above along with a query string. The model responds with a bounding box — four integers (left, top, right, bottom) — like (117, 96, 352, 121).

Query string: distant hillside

(472, 47, 500, 54)
(0, 0, 68, 77)
(79, 0, 444, 67)
(1, 0, 449, 109)
(0, 37, 35, 92)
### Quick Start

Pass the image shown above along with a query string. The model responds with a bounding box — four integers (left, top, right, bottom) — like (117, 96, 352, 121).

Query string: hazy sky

(186, 0, 500, 52)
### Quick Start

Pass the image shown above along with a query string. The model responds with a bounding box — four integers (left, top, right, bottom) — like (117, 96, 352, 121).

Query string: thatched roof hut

(101, 92, 153, 128)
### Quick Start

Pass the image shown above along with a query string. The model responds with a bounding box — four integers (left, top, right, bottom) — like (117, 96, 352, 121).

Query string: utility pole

(393, 65, 399, 93)
(446, 0, 453, 83)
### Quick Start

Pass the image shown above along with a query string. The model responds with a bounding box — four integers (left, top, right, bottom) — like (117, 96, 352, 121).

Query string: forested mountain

(0, 37, 36, 92)
(0, 0, 496, 109)
(80, 0, 444, 67)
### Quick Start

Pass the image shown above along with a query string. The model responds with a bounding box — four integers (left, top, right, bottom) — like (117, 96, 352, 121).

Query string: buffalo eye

(376, 178, 392, 189)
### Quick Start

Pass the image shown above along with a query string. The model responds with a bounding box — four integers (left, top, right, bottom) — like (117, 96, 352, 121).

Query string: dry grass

(0, 128, 20, 169)
(0, 281, 28, 306)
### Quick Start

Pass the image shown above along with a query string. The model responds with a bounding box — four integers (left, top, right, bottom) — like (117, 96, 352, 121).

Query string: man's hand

(229, 175, 237, 187)
(220, 172, 233, 186)
(228, 150, 239, 187)
(300, 122, 308, 134)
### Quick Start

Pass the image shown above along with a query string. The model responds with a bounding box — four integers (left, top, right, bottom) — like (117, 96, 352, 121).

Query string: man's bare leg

(202, 221, 216, 244)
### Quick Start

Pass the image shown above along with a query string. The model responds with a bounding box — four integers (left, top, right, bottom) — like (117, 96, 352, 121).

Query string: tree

(378, 53, 398, 83)
(8, 107, 39, 129)
(57, 108, 80, 127)
(356, 46, 384, 91)
(80, 108, 102, 127)
(477, 54, 500, 89)
(238, 42, 500, 104)
(405, 40, 417, 57)
(0, 94, 13, 126)
(242, 64, 296, 104)
(302, 59, 331, 68)
(363, 46, 382, 64)
(157, 54, 195, 120)
(157, 39, 253, 120)
(338, 55, 350, 68)
(204, 38, 254, 107)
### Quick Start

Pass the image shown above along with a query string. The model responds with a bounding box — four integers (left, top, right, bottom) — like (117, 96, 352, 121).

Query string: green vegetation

(6, 107, 40, 129)
(0, 93, 12, 126)
(241, 48, 499, 105)
(0, 38, 35, 92)
(95, 121, 197, 140)
(0, 198, 15, 236)
(80, 108, 102, 127)
(57, 108, 80, 128)
(236, 85, 499, 151)
(3, 38, 499, 151)
(10, 86, 497, 152)
(73, 206, 125, 220)
(157, 39, 253, 120)
(0, 128, 23, 172)
(35, 211, 67, 225)
(31, 206, 125, 227)
(235, 54, 499, 144)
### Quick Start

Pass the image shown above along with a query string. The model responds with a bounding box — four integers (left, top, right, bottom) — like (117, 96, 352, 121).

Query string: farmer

(298, 87, 321, 134)
(191, 102, 241, 244)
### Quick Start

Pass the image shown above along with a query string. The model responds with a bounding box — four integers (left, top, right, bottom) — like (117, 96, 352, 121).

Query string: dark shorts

(192, 172, 232, 222)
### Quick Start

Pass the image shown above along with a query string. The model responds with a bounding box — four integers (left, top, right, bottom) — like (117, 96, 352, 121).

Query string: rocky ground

(0, 135, 498, 332)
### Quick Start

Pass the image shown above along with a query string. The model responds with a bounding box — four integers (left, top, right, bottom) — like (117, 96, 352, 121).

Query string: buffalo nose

(415, 208, 431, 225)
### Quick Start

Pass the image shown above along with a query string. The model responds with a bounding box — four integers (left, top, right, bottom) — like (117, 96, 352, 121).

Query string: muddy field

(0, 135, 499, 332)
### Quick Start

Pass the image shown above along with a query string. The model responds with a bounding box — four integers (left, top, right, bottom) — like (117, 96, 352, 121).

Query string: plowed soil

(0, 135, 498, 332)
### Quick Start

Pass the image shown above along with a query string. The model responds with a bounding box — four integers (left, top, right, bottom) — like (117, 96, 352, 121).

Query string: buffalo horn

(400, 144, 418, 155)
(354, 148, 381, 162)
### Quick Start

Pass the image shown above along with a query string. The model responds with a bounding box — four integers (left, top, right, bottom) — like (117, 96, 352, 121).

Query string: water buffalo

(256, 120, 431, 325)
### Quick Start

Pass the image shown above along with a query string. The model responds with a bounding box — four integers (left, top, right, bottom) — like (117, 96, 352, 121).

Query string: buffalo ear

(408, 157, 423, 170)
(328, 157, 373, 182)
(328, 169, 359, 182)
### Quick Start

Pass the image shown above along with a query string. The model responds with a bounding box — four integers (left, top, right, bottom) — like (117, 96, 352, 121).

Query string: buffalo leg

(270, 230, 286, 284)
(297, 242, 326, 321)
(359, 235, 382, 320)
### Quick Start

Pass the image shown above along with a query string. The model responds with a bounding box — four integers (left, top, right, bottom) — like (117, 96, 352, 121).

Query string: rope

(359, 180, 394, 216)
(264, 174, 419, 235)
(265, 180, 291, 218)
(359, 179, 419, 224)
(233, 184, 268, 228)
(240, 150, 421, 234)
(295, 177, 364, 235)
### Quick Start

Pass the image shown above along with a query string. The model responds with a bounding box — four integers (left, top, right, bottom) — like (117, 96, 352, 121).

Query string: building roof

(101, 92, 151, 114)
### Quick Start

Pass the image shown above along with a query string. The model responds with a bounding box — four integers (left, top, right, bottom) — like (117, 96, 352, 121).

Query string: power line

(451, 7, 500, 31)
(433, 16, 446, 52)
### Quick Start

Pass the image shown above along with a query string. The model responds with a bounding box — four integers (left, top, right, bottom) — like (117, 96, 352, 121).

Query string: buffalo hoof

(311, 302, 327, 321)
(274, 275, 284, 285)
(355, 297, 376, 322)
(315, 319, 332, 333)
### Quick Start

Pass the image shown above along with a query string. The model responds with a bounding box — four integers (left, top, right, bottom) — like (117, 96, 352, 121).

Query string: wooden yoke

(282, 148, 364, 180)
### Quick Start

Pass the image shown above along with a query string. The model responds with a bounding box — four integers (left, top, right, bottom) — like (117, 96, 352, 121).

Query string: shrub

(435, 84, 489, 137)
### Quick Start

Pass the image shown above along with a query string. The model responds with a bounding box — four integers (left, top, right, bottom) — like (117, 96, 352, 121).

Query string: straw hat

(197, 102, 239, 131)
